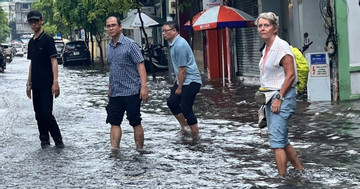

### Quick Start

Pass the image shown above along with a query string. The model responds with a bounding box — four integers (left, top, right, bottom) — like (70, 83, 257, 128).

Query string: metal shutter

(233, 0, 262, 77)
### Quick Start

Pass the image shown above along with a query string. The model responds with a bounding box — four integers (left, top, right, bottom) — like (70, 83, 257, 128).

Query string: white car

(11, 42, 24, 57)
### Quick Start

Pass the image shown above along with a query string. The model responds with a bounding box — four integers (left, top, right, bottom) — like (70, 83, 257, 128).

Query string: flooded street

(1, 57, 359, 188)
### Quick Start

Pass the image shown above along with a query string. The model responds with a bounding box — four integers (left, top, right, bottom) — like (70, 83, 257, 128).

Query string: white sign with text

(203, 0, 223, 10)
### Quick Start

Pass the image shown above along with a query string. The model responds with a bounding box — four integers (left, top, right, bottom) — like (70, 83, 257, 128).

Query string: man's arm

(137, 62, 148, 102)
(175, 66, 186, 95)
(26, 62, 32, 99)
(51, 57, 60, 98)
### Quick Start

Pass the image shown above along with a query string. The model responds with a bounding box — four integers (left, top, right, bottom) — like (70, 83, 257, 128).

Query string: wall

(336, 0, 360, 100)
(299, 0, 327, 53)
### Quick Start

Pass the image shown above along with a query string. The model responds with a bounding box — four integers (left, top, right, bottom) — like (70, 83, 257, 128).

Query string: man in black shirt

(26, 10, 64, 148)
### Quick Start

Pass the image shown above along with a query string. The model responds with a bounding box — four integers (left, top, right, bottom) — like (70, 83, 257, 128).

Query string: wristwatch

(275, 94, 285, 101)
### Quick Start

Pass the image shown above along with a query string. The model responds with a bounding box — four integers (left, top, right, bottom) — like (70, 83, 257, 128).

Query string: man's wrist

(26, 82, 32, 87)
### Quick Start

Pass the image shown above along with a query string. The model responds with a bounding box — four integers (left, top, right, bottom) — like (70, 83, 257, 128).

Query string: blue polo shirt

(169, 35, 202, 85)
(107, 34, 144, 97)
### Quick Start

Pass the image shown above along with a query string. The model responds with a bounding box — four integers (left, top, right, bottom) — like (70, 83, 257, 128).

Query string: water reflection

(1, 58, 360, 188)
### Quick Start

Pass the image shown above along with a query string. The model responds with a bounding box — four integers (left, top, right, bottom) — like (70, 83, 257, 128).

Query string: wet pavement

(1, 56, 359, 188)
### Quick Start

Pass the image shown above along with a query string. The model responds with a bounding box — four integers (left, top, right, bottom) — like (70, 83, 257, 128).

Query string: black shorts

(106, 94, 142, 127)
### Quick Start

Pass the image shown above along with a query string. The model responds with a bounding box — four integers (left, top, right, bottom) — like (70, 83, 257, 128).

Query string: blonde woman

(256, 12, 304, 176)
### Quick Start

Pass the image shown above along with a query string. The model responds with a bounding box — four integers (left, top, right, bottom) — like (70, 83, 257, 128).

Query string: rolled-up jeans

(265, 88, 296, 149)
(167, 82, 201, 126)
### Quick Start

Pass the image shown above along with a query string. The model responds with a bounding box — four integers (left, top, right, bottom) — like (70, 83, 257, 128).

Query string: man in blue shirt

(162, 21, 202, 138)
(105, 16, 148, 151)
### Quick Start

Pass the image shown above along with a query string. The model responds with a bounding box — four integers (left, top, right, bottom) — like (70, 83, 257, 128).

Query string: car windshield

(65, 42, 87, 50)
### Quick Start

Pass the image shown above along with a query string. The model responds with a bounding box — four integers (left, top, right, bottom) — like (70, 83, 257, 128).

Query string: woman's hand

(271, 99, 282, 114)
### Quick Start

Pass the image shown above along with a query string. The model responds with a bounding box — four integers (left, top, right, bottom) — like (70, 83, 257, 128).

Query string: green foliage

(178, 0, 201, 17)
(82, 0, 135, 33)
(32, 0, 135, 64)
(0, 7, 11, 43)
(32, 0, 135, 39)
(54, 0, 134, 38)
(43, 22, 58, 36)
(33, 0, 71, 37)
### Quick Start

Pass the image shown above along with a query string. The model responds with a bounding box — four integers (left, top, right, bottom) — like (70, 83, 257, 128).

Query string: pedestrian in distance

(256, 12, 303, 176)
(162, 21, 202, 139)
(105, 16, 149, 152)
(26, 10, 64, 149)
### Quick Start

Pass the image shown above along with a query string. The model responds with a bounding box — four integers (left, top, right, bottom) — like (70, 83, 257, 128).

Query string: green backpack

(291, 46, 309, 94)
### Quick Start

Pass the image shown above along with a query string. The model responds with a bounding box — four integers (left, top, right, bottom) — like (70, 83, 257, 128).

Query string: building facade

(0, 0, 14, 21)
(335, 0, 360, 101)
(15, 0, 33, 35)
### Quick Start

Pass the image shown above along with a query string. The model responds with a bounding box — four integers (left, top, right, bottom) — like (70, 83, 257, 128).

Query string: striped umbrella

(184, 6, 256, 86)
(185, 5, 256, 31)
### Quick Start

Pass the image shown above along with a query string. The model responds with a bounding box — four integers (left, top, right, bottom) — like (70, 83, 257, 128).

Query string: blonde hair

(255, 12, 279, 28)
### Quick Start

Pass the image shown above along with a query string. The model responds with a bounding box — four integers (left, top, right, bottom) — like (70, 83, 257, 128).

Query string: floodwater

(1, 57, 359, 188)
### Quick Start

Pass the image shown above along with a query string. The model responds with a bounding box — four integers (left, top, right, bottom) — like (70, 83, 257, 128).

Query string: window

(22, 3, 29, 9)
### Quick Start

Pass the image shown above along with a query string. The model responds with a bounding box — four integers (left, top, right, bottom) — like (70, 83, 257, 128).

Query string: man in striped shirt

(105, 16, 149, 151)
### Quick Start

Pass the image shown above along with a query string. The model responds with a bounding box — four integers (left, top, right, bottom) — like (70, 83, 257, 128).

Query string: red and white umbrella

(185, 5, 256, 31)
(185, 6, 256, 86)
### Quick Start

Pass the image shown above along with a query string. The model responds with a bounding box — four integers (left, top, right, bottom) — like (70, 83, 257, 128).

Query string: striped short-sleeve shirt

(107, 34, 144, 97)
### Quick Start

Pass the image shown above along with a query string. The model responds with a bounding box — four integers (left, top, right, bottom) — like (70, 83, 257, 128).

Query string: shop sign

(203, 0, 223, 10)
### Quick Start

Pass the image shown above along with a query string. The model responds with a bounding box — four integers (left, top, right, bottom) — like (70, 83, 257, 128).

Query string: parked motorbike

(143, 44, 168, 72)
(6, 54, 12, 63)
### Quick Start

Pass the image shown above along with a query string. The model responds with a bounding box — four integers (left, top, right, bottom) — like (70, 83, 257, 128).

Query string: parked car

(55, 40, 65, 64)
(62, 41, 91, 66)
(0, 43, 13, 63)
(11, 41, 24, 57)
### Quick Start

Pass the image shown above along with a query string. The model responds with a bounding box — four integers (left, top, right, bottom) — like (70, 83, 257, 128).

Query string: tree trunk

(90, 29, 94, 65)
(95, 34, 105, 66)
(136, 6, 156, 80)
(135, 1, 156, 80)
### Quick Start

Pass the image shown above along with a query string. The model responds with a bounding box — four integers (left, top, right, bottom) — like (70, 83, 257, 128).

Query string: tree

(81, 0, 135, 65)
(178, 0, 202, 49)
(0, 7, 11, 43)
(32, 0, 71, 37)
(56, 0, 134, 65)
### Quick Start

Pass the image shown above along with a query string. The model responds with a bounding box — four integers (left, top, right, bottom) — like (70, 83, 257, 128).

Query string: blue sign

(310, 54, 326, 64)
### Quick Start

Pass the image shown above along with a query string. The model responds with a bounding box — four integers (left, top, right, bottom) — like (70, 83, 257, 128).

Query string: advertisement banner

(203, 0, 223, 10)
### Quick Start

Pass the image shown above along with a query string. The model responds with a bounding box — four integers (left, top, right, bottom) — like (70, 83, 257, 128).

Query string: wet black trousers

(167, 82, 201, 126)
(32, 88, 62, 143)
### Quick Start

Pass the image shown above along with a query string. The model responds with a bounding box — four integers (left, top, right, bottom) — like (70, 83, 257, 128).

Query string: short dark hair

(107, 16, 121, 25)
(163, 21, 179, 32)
(115, 16, 122, 25)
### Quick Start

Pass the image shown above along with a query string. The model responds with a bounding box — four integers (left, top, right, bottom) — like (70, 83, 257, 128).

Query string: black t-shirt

(27, 31, 57, 89)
